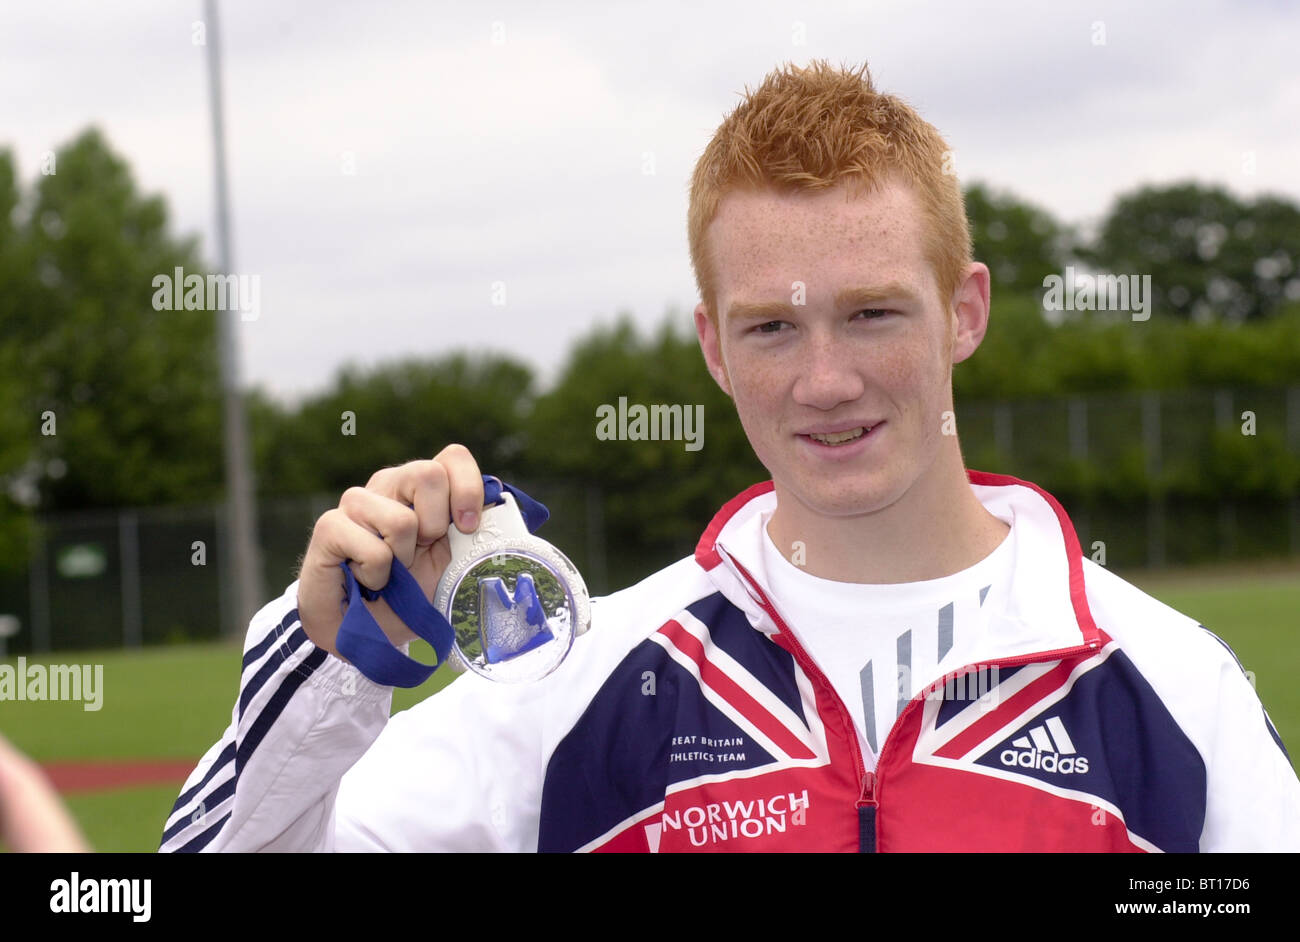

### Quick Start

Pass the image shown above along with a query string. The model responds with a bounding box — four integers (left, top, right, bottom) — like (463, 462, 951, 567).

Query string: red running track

(41, 760, 197, 794)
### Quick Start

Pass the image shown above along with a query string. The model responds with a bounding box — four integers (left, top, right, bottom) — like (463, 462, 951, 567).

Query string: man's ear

(950, 262, 992, 365)
(694, 302, 733, 397)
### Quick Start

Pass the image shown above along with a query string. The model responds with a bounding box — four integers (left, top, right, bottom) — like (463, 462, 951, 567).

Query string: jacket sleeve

(1199, 630, 1300, 851)
(158, 581, 395, 852)
(159, 580, 557, 852)
(331, 666, 550, 852)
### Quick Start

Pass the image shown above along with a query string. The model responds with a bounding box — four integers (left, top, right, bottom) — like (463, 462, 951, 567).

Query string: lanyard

(334, 475, 549, 687)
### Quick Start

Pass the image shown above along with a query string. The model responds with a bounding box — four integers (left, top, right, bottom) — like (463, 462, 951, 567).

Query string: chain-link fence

(2, 386, 1297, 655)
(957, 386, 1300, 568)
(0, 482, 610, 656)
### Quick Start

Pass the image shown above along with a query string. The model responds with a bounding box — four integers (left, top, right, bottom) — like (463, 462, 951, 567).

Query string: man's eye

(756, 320, 787, 333)
(856, 309, 891, 320)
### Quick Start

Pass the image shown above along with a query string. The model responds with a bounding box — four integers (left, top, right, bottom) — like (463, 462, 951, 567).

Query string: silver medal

(434, 491, 591, 683)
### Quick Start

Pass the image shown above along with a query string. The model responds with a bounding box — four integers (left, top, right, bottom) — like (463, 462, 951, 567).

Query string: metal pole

(205, 0, 264, 636)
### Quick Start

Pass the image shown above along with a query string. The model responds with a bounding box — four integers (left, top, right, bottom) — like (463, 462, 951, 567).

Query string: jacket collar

(693, 471, 1103, 661)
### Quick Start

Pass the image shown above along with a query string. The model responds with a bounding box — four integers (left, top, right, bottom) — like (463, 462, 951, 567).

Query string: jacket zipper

(769, 610, 877, 851)
(721, 550, 1102, 853)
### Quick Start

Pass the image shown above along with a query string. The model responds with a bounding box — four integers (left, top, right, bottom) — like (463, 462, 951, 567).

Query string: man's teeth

(810, 427, 867, 445)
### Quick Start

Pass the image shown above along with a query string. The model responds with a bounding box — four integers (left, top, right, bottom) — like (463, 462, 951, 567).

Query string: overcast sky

(4, 0, 1298, 403)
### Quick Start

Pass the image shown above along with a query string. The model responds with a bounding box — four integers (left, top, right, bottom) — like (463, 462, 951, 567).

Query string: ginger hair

(688, 59, 972, 325)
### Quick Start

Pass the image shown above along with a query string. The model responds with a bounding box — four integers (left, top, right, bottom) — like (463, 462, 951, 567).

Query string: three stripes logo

(999, 716, 1090, 775)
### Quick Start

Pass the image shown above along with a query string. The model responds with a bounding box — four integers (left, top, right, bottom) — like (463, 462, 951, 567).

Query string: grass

(62, 785, 184, 853)
(1, 640, 455, 762)
(2, 640, 456, 851)
(1, 565, 1295, 850)
(3, 642, 245, 761)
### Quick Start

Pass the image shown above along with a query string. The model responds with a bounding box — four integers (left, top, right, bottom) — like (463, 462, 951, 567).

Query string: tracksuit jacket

(159, 471, 1300, 852)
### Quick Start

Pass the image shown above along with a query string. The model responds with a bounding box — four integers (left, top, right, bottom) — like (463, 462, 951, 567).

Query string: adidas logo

(999, 716, 1090, 775)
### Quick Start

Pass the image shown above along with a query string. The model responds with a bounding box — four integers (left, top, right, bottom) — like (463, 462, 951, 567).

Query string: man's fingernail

(460, 511, 478, 531)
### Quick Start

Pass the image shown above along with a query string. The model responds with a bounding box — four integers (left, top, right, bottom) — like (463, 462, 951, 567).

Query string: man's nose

(791, 329, 865, 410)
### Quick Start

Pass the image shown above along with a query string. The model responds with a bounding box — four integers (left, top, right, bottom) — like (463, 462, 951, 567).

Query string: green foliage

(522, 313, 765, 554)
(0, 152, 36, 569)
(0, 129, 223, 515)
(955, 289, 1300, 508)
(251, 353, 536, 495)
(965, 182, 1071, 296)
(956, 297, 1300, 401)
(1081, 182, 1300, 322)
(952, 293, 1058, 399)
(1198, 426, 1298, 499)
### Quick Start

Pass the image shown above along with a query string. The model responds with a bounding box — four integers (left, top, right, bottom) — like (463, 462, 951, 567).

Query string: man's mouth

(805, 424, 878, 446)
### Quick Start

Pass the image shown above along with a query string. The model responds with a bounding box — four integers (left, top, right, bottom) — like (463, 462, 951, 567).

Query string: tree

(251, 353, 537, 497)
(964, 182, 1070, 297)
(6, 128, 224, 511)
(523, 313, 764, 558)
(1083, 182, 1300, 322)
(0, 149, 38, 571)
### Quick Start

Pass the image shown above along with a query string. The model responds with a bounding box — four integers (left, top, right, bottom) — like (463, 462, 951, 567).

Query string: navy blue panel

(935, 664, 1026, 728)
(539, 596, 810, 853)
(970, 651, 1206, 851)
(538, 637, 779, 852)
(686, 593, 807, 724)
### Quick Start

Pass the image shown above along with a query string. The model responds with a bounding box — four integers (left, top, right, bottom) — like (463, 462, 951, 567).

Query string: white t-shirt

(758, 514, 1015, 771)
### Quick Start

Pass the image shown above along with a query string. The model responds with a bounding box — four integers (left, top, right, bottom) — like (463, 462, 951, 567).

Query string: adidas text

(1000, 748, 1090, 774)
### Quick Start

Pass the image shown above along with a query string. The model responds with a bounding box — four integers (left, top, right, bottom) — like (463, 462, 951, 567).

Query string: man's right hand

(296, 444, 486, 660)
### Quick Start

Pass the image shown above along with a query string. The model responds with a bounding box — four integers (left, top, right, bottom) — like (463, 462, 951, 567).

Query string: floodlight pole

(204, 0, 264, 636)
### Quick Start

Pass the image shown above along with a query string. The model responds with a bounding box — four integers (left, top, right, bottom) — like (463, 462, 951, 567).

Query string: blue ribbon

(334, 475, 549, 687)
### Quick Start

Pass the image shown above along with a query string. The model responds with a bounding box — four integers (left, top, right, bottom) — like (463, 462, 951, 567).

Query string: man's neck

(765, 449, 1009, 584)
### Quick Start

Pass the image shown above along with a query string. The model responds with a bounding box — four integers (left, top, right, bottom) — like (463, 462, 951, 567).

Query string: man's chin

(778, 478, 903, 520)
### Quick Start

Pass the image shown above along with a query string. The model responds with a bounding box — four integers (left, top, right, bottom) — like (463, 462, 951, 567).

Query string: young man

(161, 61, 1300, 852)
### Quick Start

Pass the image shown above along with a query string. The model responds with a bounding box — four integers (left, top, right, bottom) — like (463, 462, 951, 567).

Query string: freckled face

(701, 178, 957, 521)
